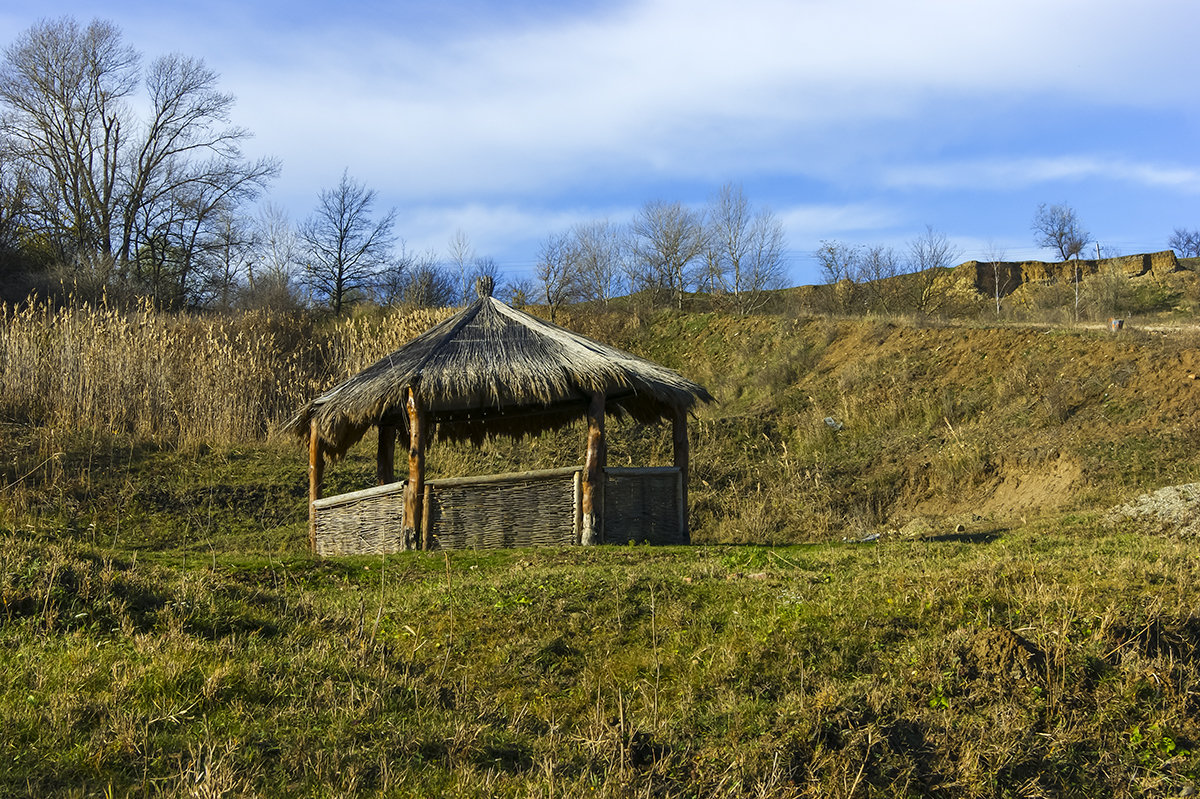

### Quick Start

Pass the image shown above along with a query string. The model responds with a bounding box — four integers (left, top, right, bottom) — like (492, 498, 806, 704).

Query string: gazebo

(288, 277, 713, 555)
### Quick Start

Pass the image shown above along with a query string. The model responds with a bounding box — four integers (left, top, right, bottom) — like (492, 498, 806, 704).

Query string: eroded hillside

(611, 313, 1200, 541)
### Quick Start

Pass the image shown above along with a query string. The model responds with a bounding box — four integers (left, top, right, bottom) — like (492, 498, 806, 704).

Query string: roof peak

(476, 275, 494, 299)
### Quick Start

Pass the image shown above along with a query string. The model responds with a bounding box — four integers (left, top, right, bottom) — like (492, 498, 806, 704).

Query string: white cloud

(217, 0, 1200, 204)
(776, 202, 904, 239)
(394, 201, 638, 269)
(8, 0, 1198, 276)
(884, 157, 1200, 192)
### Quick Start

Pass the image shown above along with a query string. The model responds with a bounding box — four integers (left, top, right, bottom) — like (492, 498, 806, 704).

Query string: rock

(1105, 483, 1200, 538)
(899, 517, 935, 538)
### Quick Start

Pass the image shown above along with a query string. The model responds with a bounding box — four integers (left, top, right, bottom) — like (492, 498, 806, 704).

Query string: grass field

(4, 513, 1199, 797)
(3, 294, 1200, 796)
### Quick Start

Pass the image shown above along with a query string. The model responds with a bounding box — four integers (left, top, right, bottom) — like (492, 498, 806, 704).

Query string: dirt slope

(643, 314, 1200, 539)
(827, 322, 1199, 522)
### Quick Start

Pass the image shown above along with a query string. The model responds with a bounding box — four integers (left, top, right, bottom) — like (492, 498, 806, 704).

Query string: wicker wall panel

(313, 482, 408, 556)
(603, 467, 684, 545)
(312, 466, 685, 554)
(429, 470, 579, 550)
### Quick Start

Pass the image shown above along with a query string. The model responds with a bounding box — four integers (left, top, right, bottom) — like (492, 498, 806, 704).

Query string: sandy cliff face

(960, 251, 1181, 298)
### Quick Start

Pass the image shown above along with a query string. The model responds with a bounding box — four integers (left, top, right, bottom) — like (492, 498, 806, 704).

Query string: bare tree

(468, 255, 503, 299)
(813, 229, 959, 317)
(299, 170, 396, 315)
(241, 203, 301, 309)
(0, 140, 30, 253)
(858, 244, 903, 314)
(573, 219, 626, 306)
(535, 231, 583, 321)
(374, 244, 463, 308)
(374, 242, 414, 306)
(121, 53, 276, 268)
(815, 239, 859, 284)
(0, 18, 136, 260)
(905, 225, 961, 314)
(908, 225, 960, 273)
(983, 240, 1010, 317)
(0, 17, 276, 298)
(1086, 258, 1133, 321)
(705, 183, 787, 314)
(1032, 203, 1090, 262)
(398, 255, 456, 308)
(196, 209, 257, 309)
(142, 162, 275, 307)
(1032, 204, 1091, 321)
(1168, 227, 1200, 258)
(697, 240, 725, 298)
(446, 229, 474, 305)
(253, 204, 298, 284)
(503, 277, 534, 308)
(814, 239, 862, 314)
(0, 142, 40, 301)
(629, 200, 707, 309)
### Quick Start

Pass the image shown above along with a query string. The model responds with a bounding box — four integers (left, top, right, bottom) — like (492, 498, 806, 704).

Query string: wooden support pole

(422, 483, 433, 551)
(673, 406, 690, 544)
(404, 388, 426, 550)
(308, 419, 324, 554)
(572, 469, 583, 545)
(581, 391, 606, 545)
(376, 424, 396, 485)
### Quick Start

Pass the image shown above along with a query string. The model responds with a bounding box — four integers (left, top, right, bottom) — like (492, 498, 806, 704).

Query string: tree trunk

(404, 388, 426, 550)
(581, 392, 607, 545)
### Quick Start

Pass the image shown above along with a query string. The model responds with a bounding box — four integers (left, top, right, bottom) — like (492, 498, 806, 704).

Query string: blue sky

(3, 0, 1199, 287)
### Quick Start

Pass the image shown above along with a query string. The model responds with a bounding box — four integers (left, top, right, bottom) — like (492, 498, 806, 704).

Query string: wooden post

(581, 391, 606, 545)
(308, 419, 324, 554)
(404, 388, 426, 550)
(377, 424, 396, 485)
(422, 483, 434, 551)
(673, 406, 690, 544)
(572, 469, 583, 545)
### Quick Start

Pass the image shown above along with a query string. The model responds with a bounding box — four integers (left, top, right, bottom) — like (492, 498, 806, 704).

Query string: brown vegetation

(4, 268, 1200, 542)
(0, 296, 452, 446)
(3, 267, 1200, 796)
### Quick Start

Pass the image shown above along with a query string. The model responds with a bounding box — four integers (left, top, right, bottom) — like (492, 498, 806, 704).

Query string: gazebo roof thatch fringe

(287, 279, 713, 459)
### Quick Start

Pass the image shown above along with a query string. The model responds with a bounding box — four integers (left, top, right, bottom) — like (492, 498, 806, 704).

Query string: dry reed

(0, 297, 453, 447)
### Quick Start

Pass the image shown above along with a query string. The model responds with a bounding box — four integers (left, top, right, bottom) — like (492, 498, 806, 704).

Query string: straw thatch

(287, 279, 713, 458)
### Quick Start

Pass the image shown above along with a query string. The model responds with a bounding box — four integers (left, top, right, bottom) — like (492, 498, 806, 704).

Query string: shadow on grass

(921, 530, 1003, 544)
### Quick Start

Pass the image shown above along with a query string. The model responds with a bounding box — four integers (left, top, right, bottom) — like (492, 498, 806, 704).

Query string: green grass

(2, 521, 1199, 797)
(5, 306, 1200, 796)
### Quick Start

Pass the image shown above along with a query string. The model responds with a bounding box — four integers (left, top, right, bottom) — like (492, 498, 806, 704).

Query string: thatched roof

(287, 280, 713, 458)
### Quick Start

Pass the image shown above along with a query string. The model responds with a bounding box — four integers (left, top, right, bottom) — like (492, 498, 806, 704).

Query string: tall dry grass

(0, 297, 453, 446)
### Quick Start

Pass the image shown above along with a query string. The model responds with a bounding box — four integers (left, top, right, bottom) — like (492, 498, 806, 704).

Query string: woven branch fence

(311, 466, 684, 555)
